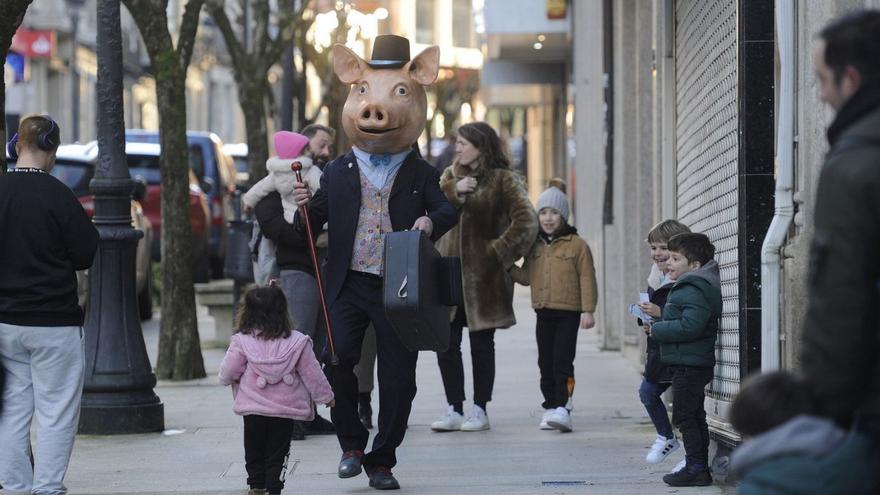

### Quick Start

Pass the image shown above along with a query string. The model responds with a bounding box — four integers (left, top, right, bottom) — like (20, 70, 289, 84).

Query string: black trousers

(325, 271, 418, 469)
(535, 310, 580, 409)
(436, 307, 496, 407)
(243, 415, 295, 493)
(670, 365, 714, 466)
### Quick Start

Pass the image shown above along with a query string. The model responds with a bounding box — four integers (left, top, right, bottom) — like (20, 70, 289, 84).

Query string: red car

(124, 142, 213, 283)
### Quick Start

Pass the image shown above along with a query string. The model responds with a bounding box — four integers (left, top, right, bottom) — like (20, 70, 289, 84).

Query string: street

(65, 287, 729, 495)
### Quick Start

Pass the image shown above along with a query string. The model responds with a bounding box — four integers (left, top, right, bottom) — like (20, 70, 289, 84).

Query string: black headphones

(6, 115, 58, 161)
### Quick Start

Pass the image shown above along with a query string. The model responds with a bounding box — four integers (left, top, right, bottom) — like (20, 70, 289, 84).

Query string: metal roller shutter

(674, 0, 740, 405)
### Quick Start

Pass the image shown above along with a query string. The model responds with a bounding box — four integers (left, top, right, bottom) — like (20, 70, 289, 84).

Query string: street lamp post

(66, 0, 86, 143)
(79, 0, 164, 434)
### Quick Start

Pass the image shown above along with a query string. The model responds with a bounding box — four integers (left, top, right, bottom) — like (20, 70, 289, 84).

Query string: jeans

(280, 269, 323, 356)
(670, 365, 714, 466)
(535, 311, 580, 409)
(243, 415, 295, 493)
(639, 378, 674, 439)
(0, 323, 85, 495)
(436, 321, 497, 408)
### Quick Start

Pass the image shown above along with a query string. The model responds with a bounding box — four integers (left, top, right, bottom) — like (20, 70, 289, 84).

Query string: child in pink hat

(243, 131, 322, 222)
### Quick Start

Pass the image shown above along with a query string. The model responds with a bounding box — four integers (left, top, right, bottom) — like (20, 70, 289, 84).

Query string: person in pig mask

(291, 35, 458, 490)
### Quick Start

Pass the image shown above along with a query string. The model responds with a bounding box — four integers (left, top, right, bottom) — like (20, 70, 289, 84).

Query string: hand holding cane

(292, 162, 339, 366)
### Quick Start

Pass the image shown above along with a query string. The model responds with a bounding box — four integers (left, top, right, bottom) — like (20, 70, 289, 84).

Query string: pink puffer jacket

(218, 330, 333, 420)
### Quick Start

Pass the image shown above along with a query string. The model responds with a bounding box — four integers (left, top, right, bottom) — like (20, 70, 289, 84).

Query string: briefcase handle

(397, 276, 408, 299)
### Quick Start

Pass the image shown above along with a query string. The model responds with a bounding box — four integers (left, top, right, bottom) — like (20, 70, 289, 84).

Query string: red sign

(11, 28, 55, 59)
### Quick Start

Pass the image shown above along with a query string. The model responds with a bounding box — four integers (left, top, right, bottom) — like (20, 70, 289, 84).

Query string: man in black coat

(800, 10, 880, 488)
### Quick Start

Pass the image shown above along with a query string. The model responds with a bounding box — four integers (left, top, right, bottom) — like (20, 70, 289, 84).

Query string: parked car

(222, 142, 250, 187)
(124, 141, 212, 283)
(8, 144, 156, 320)
(126, 130, 237, 278)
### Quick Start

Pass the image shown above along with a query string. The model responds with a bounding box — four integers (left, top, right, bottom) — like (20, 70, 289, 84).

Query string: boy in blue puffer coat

(648, 232, 721, 487)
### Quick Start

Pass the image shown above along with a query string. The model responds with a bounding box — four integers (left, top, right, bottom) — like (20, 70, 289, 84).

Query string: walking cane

(292, 162, 339, 366)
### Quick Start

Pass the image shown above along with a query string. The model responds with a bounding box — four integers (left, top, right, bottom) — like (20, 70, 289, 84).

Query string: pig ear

(333, 44, 367, 84)
(407, 45, 440, 85)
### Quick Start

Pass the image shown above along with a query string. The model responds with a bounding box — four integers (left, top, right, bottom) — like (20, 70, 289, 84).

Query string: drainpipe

(760, 0, 795, 371)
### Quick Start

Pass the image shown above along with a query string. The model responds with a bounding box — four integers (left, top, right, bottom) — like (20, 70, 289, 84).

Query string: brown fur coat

(436, 163, 538, 330)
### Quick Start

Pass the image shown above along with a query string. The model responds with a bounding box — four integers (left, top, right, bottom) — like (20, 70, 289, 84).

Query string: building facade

(571, 0, 880, 470)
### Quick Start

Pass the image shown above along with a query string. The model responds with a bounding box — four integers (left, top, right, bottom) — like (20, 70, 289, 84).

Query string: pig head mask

(333, 41, 440, 154)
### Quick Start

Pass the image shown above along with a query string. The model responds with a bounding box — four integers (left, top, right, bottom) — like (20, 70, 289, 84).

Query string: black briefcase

(383, 230, 451, 352)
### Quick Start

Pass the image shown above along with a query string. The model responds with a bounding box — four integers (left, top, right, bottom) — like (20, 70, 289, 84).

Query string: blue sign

(5, 51, 26, 83)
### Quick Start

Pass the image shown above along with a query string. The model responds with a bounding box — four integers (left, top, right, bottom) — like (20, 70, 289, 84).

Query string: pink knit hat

(273, 131, 310, 160)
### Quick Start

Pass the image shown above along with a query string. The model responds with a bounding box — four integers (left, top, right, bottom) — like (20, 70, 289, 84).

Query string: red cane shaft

(292, 163, 338, 364)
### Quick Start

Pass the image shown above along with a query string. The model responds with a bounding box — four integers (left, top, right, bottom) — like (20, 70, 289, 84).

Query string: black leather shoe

(367, 466, 400, 490)
(359, 392, 373, 430)
(662, 467, 712, 487)
(338, 450, 364, 478)
(305, 413, 336, 435)
(290, 421, 306, 441)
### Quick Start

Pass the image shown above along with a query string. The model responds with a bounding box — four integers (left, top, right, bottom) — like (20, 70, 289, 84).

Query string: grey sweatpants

(280, 269, 322, 355)
(0, 323, 84, 495)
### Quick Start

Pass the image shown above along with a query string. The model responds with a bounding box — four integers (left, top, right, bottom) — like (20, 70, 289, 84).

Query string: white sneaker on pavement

(539, 409, 555, 430)
(646, 435, 680, 464)
(546, 406, 573, 432)
(670, 458, 687, 473)
(461, 405, 490, 431)
(430, 405, 464, 432)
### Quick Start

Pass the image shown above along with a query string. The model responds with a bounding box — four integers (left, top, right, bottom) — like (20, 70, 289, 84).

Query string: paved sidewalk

(64, 287, 730, 495)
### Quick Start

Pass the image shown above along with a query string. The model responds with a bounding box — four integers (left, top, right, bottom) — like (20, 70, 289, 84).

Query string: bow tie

(369, 153, 392, 167)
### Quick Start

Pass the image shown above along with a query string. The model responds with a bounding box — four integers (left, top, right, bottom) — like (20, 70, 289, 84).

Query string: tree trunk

(240, 82, 269, 183)
(155, 66, 206, 380)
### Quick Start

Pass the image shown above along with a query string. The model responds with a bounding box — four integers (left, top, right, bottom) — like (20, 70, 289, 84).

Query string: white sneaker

(670, 458, 687, 473)
(646, 435, 680, 464)
(546, 406, 573, 432)
(460, 405, 490, 431)
(430, 405, 464, 432)
(539, 409, 555, 430)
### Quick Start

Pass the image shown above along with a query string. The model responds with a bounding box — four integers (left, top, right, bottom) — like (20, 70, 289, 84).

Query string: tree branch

(253, 0, 269, 59)
(177, 0, 206, 69)
(206, 0, 246, 76)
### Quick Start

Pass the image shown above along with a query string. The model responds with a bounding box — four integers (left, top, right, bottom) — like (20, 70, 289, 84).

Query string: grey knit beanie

(535, 186, 569, 220)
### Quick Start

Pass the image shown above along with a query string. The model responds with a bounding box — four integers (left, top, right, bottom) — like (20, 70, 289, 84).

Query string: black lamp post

(78, 0, 164, 434)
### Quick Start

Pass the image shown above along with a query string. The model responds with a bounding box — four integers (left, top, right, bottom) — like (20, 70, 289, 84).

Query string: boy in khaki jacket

(510, 186, 597, 433)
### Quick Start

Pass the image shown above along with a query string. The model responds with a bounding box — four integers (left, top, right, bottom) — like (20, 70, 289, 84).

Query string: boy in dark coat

(649, 232, 721, 487)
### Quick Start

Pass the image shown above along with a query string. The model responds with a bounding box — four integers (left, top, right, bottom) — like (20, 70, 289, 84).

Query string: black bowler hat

(367, 34, 411, 68)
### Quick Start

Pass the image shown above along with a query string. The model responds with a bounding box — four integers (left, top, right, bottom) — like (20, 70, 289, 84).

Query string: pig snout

(357, 102, 399, 133)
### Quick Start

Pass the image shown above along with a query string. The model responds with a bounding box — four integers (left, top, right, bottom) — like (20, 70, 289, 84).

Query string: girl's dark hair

(456, 122, 510, 170)
(235, 286, 292, 340)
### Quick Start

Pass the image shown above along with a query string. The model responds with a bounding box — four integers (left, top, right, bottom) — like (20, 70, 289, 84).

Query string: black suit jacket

(295, 150, 458, 306)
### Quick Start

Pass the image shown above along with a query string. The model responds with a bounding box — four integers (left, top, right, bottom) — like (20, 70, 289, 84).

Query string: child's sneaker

(670, 458, 686, 473)
(645, 435, 679, 464)
(546, 406, 572, 432)
(461, 405, 490, 431)
(539, 409, 555, 430)
(430, 405, 464, 432)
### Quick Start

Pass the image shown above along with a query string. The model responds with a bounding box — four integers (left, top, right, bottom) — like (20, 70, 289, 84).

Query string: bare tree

(122, 0, 206, 380)
(0, 0, 34, 175)
(206, 0, 311, 184)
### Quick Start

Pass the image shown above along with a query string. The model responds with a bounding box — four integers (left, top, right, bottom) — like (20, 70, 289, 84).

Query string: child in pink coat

(219, 284, 334, 495)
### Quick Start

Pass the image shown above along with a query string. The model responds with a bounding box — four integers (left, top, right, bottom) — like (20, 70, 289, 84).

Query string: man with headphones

(0, 115, 99, 494)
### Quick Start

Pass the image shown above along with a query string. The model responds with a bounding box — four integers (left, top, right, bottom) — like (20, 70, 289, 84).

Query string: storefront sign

(11, 28, 55, 59)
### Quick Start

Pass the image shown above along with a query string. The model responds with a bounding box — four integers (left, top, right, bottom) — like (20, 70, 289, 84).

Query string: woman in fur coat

(430, 122, 539, 432)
